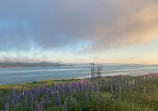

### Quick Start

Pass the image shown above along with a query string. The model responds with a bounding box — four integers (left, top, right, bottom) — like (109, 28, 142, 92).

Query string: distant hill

(0, 62, 69, 68)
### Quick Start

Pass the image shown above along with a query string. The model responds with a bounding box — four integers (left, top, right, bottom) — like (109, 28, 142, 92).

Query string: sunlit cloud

(0, 0, 158, 63)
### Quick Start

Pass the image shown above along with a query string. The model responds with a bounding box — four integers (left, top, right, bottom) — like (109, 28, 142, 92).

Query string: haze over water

(1, 64, 158, 85)
(1, 1, 158, 85)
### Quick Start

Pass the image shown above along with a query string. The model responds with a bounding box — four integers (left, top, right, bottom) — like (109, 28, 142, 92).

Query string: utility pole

(90, 63, 102, 78)
(90, 63, 95, 78)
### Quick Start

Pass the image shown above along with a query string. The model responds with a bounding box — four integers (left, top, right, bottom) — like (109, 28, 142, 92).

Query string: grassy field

(0, 73, 158, 111)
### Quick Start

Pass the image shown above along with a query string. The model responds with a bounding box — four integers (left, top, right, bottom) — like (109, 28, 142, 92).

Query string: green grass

(0, 75, 158, 111)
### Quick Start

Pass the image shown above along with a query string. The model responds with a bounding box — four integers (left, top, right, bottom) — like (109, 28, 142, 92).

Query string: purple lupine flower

(53, 86, 56, 94)
(44, 85, 47, 93)
(37, 88, 40, 97)
(11, 96, 17, 107)
(32, 88, 36, 95)
(18, 92, 22, 102)
(5, 103, 9, 111)
(11, 89, 18, 106)
(119, 84, 121, 102)
(64, 84, 68, 94)
(30, 97, 34, 110)
(48, 89, 52, 98)
(55, 95, 61, 106)
(63, 101, 67, 111)
(24, 96, 27, 109)
(91, 84, 95, 91)
(122, 79, 125, 88)
(85, 92, 88, 101)
(6, 95, 10, 105)
(112, 79, 115, 86)
(81, 85, 84, 93)
(46, 94, 49, 107)
(79, 82, 82, 92)
(36, 101, 38, 110)
(57, 84, 61, 94)
(12, 89, 16, 97)
(63, 90, 65, 96)
(69, 83, 72, 97)
(30, 92, 34, 100)
(30, 93, 34, 109)
(74, 82, 78, 92)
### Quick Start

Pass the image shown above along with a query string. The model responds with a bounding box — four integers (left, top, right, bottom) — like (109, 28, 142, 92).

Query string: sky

(0, 0, 158, 64)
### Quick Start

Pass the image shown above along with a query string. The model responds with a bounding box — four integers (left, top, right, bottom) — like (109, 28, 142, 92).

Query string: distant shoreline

(0, 66, 71, 68)
(0, 62, 73, 68)
(0, 65, 74, 69)
(0, 67, 22, 68)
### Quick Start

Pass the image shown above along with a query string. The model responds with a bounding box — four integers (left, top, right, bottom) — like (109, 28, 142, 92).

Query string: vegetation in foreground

(0, 73, 158, 111)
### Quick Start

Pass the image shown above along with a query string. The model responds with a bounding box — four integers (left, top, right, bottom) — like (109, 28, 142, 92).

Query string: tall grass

(0, 74, 158, 111)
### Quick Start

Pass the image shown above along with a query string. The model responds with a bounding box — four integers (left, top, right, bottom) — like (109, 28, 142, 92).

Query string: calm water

(0, 64, 158, 85)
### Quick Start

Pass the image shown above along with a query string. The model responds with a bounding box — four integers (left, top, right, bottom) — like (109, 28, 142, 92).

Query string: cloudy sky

(0, 0, 158, 64)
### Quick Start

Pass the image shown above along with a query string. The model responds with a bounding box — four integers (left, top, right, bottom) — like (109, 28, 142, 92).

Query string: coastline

(0, 62, 71, 68)
(0, 65, 73, 69)
(0, 67, 22, 68)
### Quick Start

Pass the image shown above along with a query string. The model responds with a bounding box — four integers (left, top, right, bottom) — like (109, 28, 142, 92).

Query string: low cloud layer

(0, 0, 158, 52)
